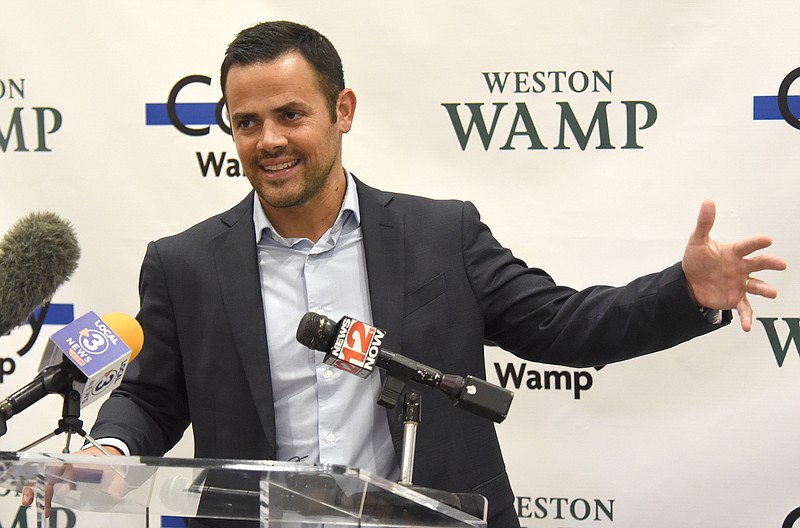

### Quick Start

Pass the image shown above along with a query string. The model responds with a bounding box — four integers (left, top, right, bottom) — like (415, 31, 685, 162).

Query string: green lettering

(556, 101, 614, 150)
(442, 102, 508, 150)
(500, 102, 547, 150)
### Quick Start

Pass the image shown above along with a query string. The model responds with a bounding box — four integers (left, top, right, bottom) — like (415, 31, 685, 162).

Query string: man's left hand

(682, 200, 787, 331)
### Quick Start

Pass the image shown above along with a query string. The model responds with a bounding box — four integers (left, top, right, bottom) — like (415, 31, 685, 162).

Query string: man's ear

(336, 88, 357, 133)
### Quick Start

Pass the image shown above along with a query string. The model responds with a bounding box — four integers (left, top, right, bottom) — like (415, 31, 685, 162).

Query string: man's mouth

(261, 159, 299, 173)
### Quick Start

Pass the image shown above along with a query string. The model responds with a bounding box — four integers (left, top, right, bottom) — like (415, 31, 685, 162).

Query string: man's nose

(257, 124, 288, 151)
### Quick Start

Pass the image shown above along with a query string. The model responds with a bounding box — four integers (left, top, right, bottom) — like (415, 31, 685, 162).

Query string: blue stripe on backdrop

(31, 303, 74, 325)
(753, 95, 800, 119)
(146, 102, 218, 125)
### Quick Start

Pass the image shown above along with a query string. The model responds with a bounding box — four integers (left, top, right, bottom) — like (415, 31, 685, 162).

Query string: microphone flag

(36, 311, 133, 407)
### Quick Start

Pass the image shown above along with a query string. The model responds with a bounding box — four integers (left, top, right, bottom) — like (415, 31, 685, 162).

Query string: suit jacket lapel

(213, 192, 277, 457)
(355, 177, 406, 355)
(355, 177, 410, 451)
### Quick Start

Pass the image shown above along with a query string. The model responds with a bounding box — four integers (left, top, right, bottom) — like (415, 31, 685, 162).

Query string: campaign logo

(784, 507, 800, 527)
(145, 75, 243, 178)
(753, 67, 800, 130)
(494, 362, 595, 400)
(0, 303, 74, 385)
(1, 504, 77, 528)
(756, 317, 800, 367)
(145, 75, 230, 136)
(0, 78, 63, 153)
(516, 494, 615, 526)
(442, 69, 658, 151)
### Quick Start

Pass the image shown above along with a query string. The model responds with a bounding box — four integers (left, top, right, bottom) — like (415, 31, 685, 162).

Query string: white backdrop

(2, 1, 799, 526)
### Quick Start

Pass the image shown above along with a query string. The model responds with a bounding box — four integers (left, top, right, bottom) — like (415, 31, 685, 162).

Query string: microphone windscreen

(0, 212, 80, 334)
(101, 313, 144, 361)
(296, 312, 337, 351)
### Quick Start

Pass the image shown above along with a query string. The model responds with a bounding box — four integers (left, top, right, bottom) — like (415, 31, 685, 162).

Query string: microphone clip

(376, 354, 443, 409)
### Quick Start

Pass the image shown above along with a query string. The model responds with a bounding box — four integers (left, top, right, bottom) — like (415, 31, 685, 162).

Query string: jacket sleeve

(90, 240, 190, 456)
(460, 201, 731, 367)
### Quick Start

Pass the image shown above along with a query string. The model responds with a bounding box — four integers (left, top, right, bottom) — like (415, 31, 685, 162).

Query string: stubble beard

(249, 153, 338, 210)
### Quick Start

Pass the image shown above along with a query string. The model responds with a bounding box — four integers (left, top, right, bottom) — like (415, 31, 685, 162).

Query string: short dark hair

(221, 21, 345, 121)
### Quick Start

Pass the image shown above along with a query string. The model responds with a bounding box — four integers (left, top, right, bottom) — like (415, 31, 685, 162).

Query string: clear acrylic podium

(0, 451, 487, 527)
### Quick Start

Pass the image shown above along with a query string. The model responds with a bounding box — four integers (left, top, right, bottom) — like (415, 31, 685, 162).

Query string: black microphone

(0, 212, 80, 335)
(296, 312, 514, 423)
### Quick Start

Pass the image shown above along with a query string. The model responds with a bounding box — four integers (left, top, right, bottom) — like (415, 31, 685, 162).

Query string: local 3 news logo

(91, 368, 122, 396)
(326, 317, 385, 378)
(78, 328, 113, 356)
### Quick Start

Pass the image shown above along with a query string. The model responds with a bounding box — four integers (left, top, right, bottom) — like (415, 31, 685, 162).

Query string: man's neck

(261, 171, 347, 243)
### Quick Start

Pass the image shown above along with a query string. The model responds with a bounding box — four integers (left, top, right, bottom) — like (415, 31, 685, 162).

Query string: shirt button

(324, 369, 333, 379)
(326, 433, 336, 443)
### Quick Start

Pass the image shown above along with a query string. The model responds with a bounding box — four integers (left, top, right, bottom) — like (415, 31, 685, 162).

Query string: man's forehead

(225, 55, 325, 103)
(226, 52, 314, 86)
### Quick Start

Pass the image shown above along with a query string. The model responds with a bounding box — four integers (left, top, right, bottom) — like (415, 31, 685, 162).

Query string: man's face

(225, 52, 353, 211)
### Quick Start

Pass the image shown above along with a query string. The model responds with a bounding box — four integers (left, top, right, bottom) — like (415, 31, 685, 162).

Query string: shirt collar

(253, 169, 361, 247)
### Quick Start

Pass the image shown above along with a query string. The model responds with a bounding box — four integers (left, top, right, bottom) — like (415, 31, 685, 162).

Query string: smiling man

(226, 51, 355, 241)
(68, 21, 786, 528)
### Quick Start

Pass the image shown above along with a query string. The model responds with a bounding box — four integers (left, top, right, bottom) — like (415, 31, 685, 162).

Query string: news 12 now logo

(753, 67, 800, 130)
(326, 317, 385, 378)
(0, 78, 63, 153)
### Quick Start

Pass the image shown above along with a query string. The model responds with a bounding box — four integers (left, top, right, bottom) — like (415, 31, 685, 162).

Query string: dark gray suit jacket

(92, 177, 729, 526)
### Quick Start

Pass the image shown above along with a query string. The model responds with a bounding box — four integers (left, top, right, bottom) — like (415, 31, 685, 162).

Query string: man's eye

(285, 112, 300, 120)
(238, 119, 252, 129)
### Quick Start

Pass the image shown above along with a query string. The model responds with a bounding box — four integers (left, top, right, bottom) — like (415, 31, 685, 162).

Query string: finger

(746, 254, 788, 273)
(745, 277, 779, 299)
(689, 200, 716, 244)
(737, 295, 753, 332)
(732, 236, 775, 257)
(106, 472, 130, 499)
(21, 486, 33, 506)
(44, 481, 53, 518)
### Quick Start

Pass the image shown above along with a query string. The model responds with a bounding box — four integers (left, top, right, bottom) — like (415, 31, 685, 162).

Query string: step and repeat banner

(2, 1, 799, 526)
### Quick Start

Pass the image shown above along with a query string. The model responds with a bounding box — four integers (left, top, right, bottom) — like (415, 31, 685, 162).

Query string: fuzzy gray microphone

(0, 212, 80, 336)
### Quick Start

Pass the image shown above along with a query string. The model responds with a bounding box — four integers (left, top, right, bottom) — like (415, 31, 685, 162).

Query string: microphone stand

(17, 385, 110, 455)
(396, 391, 463, 510)
(398, 391, 420, 485)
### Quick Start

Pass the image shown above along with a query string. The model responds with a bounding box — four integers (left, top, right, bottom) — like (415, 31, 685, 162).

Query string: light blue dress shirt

(99, 172, 400, 481)
(253, 171, 400, 480)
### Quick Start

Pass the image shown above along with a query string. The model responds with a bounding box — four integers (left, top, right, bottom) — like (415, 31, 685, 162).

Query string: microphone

(0, 212, 80, 336)
(0, 312, 144, 424)
(296, 313, 514, 423)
